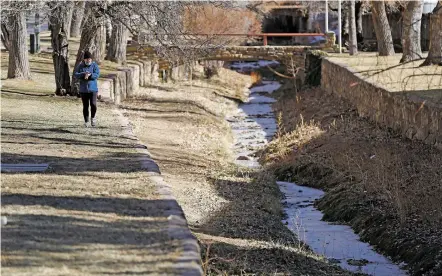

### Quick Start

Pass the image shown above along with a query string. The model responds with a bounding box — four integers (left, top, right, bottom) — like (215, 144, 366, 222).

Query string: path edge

(114, 108, 203, 276)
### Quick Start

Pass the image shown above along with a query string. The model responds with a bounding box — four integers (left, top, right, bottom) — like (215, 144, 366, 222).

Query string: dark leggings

(81, 93, 97, 122)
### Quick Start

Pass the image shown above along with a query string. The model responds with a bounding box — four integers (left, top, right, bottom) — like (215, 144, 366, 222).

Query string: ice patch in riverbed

(229, 60, 280, 70)
(250, 81, 281, 94)
(227, 80, 280, 167)
(278, 181, 407, 275)
(247, 95, 277, 104)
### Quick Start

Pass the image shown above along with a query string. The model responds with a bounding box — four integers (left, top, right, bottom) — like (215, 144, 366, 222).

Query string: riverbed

(226, 60, 407, 276)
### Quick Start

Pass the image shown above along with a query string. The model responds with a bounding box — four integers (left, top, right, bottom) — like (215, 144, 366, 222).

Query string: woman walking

(74, 51, 100, 127)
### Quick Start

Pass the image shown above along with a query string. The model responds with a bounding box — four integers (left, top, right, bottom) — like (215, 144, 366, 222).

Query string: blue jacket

(74, 61, 100, 93)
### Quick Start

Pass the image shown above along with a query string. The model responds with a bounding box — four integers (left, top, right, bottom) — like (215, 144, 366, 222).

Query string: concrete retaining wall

(97, 59, 160, 104)
(321, 58, 442, 150)
(97, 58, 196, 104)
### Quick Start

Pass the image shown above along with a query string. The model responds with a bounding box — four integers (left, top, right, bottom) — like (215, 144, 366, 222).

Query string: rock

(328, 258, 341, 264)
(237, 156, 250, 160)
(347, 258, 370, 266)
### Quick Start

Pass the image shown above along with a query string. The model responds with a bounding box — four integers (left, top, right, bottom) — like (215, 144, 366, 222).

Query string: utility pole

(34, 12, 40, 53)
(325, 0, 329, 32)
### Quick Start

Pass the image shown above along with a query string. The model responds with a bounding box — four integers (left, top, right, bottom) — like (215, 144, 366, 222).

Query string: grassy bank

(0, 91, 184, 275)
(261, 85, 442, 275)
(122, 67, 353, 275)
(1, 35, 199, 274)
(327, 53, 442, 101)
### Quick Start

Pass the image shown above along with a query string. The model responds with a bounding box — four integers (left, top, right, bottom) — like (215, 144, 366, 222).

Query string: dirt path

(122, 67, 354, 275)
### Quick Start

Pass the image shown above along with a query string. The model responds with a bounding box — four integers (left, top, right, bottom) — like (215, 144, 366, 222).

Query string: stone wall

(321, 58, 442, 150)
(127, 43, 337, 72)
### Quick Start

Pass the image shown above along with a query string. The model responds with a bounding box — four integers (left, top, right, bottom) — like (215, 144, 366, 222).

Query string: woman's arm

(89, 64, 100, 80)
(73, 64, 84, 79)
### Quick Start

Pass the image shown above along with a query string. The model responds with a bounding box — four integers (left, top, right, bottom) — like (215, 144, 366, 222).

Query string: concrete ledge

(321, 58, 442, 150)
(128, 60, 144, 90)
(97, 78, 114, 100)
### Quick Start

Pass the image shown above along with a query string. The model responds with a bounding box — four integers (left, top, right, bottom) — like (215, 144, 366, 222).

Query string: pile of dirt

(261, 85, 442, 275)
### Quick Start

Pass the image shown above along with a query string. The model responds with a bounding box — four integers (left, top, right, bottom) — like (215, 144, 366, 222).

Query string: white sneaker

(84, 117, 90, 128)
(91, 118, 97, 127)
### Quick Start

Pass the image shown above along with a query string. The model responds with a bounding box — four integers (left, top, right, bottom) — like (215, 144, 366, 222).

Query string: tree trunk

(349, 0, 358, 55)
(106, 20, 128, 65)
(105, 17, 112, 46)
(1, 23, 10, 51)
(371, 0, 395, 56)
(50, 3, 74, 95)
(356, 1, 364, 42)
(70, 1, 86, 37)
(71, 10, 101, 96)
(422, 1, 442, 66)
(343, 5, 350, 45)
(7, 11, 31, 80)
(66, 5, 74, 38)
(91, 24, 106, 64)
(400, 1, 423, 63)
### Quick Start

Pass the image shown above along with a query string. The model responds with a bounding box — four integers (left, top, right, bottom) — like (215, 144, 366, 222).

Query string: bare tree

(400, 1, 423, 63)
(91, 24, 106, 64)
(49, 1, 74, 95)
(2, 5, 31, 79)
(106, 20, 128, 64)
(104, 1, 250, 63)
(356, 1, 364, 42)
(70, 1, 86, 37)
(66, 4, 74, 38)
(1, 23, 11, 51)
(8, 11, 31, 79)
(371, 0, 395, 56)
(349, 0, 358, 55)
(421, 1, 442, 66)
(71, 2, 105, 96)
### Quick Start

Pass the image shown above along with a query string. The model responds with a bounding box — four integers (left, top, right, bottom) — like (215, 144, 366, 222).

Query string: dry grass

(262, 86, 442, 275)
(1, 90, 183, 275)
(328, 53, 442, 103)
(2, 37, 354, 274)
(120, 68, 353, 275)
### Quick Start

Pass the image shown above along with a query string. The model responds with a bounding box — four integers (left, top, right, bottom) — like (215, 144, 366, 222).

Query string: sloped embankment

(262, 85, 442, 275)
